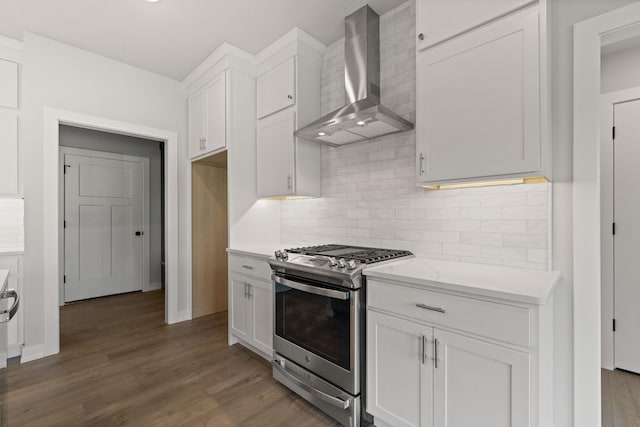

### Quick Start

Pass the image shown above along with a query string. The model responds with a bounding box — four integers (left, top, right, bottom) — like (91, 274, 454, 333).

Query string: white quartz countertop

(363, 257, 561, 305)
(227, 245, 280, 260)
(0, 248, 24, 256)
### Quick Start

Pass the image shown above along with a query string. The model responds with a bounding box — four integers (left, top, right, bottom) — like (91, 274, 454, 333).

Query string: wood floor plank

(602, 368, 640, 427)
(7, 290, 335, 426)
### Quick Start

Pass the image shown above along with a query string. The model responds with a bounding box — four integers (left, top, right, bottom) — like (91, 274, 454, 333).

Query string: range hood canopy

(294, 5, 414, 147)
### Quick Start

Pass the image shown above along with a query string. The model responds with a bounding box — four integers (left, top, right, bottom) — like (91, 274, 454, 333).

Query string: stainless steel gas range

(269, 244, 414, 427)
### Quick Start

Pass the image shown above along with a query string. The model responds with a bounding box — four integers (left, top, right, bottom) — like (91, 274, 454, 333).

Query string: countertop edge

(363, 266, 561, 305)
(226, 247, 273, 260)
(0, 250, 24, 256)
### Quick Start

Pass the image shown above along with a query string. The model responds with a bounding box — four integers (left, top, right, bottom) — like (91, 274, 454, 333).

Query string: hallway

(7, 291, 335, 426)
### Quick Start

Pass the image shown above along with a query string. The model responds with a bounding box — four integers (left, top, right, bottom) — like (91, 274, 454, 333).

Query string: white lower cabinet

(367, 279, 552, 427)
(0, 255, 23, 358)
(433, 329, 530, 427)
(228, 253, 273, 358)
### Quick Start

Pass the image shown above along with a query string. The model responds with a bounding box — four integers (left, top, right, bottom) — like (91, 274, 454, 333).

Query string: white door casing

(63, 149, 149, 302)
(612, 99, 640, 373)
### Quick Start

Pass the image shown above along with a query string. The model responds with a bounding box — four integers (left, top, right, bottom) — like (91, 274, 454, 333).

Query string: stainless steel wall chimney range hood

(294, 5, 414, 147)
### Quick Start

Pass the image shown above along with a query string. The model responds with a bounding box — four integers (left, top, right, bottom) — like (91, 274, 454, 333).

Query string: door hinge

(613, 318, 616, 332)
(63, 275, 66, 284)
(63, 220, 66, 229)
(63, 164, 71, 174)
(613, 222, 616, 235)
(613, 126, 616, 140)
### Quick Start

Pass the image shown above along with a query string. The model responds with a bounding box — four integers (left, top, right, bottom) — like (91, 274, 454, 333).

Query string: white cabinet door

(204, 73, 226, 154)
(257, 110, 296, 198)
(417, 9, 540, 184)
(0, 58, 18, 109)
(417, 0, 534, 50)
(249, 279, 273, 355)
(257, 57, 295, 119)
(367, 311, 432, 427)
(229, 275, 250, 340)
(188, 88, 206, 159)
(0, 110, 18, 196)
(433, 329, 530, 427)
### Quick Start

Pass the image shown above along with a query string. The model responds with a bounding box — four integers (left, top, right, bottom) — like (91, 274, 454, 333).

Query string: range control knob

(347, 260, 358, 270)
(328, 257, 338, 267)
(274, 250, 283, 260)
(281, 250, 288, 260)
(338, 258, 347, 269)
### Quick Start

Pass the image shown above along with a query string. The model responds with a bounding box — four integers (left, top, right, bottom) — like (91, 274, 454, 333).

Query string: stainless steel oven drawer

(273, 354, 360, 427)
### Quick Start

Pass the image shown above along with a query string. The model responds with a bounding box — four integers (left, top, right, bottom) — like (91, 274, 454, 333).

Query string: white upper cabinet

(417, 7, 548, 186)
(417, 0, 535, 50)
(257, 110, 296, 198)
(257, 57, 296, 119)
(0, 59, 18, 109)
(189, 72, 226, 159)
(255, 35, 323, 199)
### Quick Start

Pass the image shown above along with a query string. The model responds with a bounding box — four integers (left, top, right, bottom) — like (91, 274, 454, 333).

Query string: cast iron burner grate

(286, 244, 413, 264)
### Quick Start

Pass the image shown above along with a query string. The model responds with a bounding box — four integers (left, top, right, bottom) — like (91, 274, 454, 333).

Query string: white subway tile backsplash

(280, 0, 551, 270)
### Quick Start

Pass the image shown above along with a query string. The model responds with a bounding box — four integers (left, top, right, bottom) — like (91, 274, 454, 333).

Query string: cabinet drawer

(229, 254, 272, 282)
(368, 280, 530, 348)
(0, 256, 19, 277)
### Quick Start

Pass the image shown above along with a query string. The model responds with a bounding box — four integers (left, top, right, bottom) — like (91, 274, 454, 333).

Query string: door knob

(135, 231, 143, 236)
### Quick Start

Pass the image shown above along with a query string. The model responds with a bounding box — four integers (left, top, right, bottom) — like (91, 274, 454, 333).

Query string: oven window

(275, 282, 351, 370)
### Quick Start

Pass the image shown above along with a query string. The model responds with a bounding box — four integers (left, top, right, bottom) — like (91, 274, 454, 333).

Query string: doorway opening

(58, 126, 167, 349)
(191, 150, 228, 319)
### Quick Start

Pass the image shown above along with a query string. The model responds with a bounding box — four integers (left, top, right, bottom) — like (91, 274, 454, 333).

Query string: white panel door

(256, 110, 296, 198)
(249, 279, 273, 355)
(188, 88, 206, 159)
(417, 9, 540, 184)
(614, 99, 640, 373)
(257, 57, 295, 119)
(417, 0, 534, 50)
(0, 110, 18, 196)
(229, 275, 250, 340)
(64, 153, 144, 302)
(204, 73, 226, 154)
(433, 329, 530, 427)
(367, 311, 432, 427)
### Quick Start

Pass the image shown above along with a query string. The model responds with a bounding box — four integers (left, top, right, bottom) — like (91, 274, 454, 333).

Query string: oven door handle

(273, 276, 349, 300)
(273, 361, 351, 410)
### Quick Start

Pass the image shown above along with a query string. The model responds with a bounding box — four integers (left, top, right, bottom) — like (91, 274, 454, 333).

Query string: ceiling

(0, 0, 407, 81)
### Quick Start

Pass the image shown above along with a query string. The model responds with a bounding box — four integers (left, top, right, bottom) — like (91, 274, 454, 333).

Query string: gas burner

(286, 244, 413, 265)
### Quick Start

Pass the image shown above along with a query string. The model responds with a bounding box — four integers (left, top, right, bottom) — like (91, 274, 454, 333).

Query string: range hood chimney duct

(294, 5, 414, 147)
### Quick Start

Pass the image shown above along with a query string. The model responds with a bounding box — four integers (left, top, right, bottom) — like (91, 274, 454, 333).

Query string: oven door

(273, 274, 360, 395)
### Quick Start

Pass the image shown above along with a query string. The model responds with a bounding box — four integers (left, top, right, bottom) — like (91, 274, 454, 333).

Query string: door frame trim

(599, 87, 640, 371)
(574, 3, 640, 424)
(59, 147, 151, 304)
(43, 108, 180, 357)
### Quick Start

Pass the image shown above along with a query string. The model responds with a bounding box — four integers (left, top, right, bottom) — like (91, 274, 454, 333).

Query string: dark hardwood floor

(7, 290, 336, 426)
(602, 368, 640, 427)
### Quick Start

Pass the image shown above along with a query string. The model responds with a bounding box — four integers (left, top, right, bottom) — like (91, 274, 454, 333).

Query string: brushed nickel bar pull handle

(421, 335, 427, 365)
(434, 338, 440, 369)
(241, 265, 254, 270)
(420, 153, 425, 175)
(416, 303, 445, 314)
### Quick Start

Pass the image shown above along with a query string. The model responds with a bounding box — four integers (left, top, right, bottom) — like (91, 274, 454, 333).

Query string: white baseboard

(143, 281, 162, 292)
(21, 344, 46, 363)
(236, 339, 272, 362)
(172, 309, 191, 324)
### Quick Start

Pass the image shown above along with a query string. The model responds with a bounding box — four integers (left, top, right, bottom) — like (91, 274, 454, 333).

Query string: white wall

(281, 1, 552, 270)
(20, 33, 187, 353)
(59, 125, 164, 289)
(601, 45, 640, 93)
(550, 1, 639, 425)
